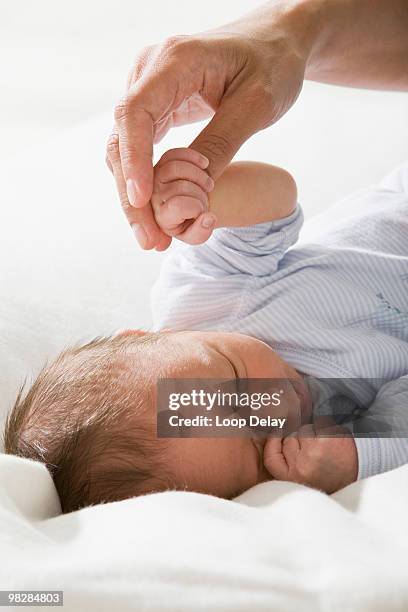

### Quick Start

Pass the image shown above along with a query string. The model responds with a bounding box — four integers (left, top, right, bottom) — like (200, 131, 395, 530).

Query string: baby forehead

(78, 332, 230, 388)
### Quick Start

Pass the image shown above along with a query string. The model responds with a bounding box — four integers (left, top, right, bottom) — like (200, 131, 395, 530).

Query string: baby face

(123, 330, 304, 498)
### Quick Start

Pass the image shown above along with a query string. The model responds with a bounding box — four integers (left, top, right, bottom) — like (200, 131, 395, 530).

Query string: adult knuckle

(118, 189, 131, 212)
(106, 133, 120, 161)
(161, 35, 181, 51)
(119, 146, 138, 169)
(130, 44, 155, 80)
(114, 95, 132, 123)
(160, 35, 190, 58)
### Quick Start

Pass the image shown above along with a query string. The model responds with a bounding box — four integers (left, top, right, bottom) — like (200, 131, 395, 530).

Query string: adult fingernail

(131, 223, 148, 248)
(199, 155, 210, 169)
(126, 179, 140, 207)
(201, 214, 216, 229)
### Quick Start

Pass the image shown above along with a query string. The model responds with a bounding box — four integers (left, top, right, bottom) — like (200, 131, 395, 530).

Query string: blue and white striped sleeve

(151, 205, 303, 331)
(352, 376, 408, 479)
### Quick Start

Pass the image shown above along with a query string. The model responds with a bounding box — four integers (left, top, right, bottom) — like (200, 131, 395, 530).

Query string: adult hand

(107, 1, 310, 250)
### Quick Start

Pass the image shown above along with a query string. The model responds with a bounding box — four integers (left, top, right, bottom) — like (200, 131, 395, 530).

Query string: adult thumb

(190, 90, 258, 180)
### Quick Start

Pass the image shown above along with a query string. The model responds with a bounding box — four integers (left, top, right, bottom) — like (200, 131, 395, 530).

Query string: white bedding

(1, 112, 408, 610)
(2, 452, 408, 611)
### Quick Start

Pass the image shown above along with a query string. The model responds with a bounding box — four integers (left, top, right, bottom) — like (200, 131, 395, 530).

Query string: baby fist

(263, 423, 359, 494)
(151, 148, 217, 245)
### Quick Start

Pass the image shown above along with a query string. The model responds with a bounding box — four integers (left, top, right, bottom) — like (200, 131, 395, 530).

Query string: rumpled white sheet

(1, 453, 408, 611)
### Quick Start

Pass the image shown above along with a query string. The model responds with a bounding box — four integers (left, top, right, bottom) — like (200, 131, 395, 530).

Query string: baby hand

(151, 148, 217, 245)
(263, 422, 358, 494)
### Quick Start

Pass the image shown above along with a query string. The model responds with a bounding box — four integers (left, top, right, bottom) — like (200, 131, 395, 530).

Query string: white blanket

(2, 453, 408, 611)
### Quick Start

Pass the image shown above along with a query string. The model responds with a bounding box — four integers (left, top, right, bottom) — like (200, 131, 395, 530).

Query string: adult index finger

(106, 133, 170, 250)
(114, 99, 154, 209)
(114, 64, 185, 209)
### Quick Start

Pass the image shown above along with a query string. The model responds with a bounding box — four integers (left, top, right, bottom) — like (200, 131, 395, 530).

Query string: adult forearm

(228, 0, 408, 91)
(305, 0, 408, 90)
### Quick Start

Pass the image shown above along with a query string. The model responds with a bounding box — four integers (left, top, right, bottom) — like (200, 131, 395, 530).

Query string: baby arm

(151, 148, 297, 244)
(208, 160, 297, 229)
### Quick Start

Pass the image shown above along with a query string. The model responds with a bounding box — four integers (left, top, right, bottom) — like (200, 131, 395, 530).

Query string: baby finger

(156, 196, 205, 229)
(158, 179, 209, 210)
(177, 212, 217, 245)
(158, 160, 214, 192)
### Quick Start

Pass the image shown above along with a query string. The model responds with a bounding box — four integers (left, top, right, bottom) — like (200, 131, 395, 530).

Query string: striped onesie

(152, 162, 408, 480)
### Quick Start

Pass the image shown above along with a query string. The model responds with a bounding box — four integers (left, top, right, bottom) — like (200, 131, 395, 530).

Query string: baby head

(4, 330, 300, 513)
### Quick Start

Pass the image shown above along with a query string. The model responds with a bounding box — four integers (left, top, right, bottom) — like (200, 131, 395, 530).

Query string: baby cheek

(203, 439, 249, 497)
(234, 439, 263, 492)
(198, 438, 256, 498)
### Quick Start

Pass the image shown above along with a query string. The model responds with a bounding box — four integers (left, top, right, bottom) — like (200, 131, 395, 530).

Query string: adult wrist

(224, 0, 328, 74)
(272, 0, 351, 83)
(279, 0, 328, 68)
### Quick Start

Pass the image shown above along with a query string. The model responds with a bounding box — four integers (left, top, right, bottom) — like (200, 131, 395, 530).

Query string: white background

(1, 0, 408, 216)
